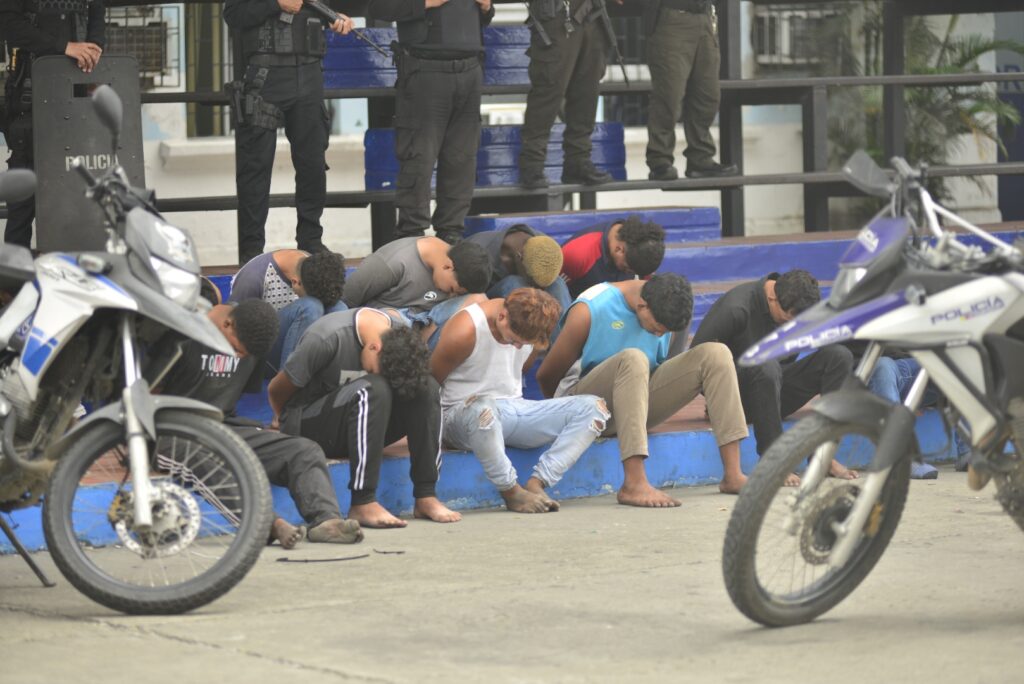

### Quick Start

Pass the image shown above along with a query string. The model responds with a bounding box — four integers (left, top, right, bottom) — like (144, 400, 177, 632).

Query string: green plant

(827, 5, 1024, 202)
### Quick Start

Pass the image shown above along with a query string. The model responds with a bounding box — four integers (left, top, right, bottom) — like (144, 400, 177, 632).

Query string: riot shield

(32, 55, 145, 252)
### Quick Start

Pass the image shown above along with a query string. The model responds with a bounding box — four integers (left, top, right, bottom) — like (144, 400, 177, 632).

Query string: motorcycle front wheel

(722, 414, 911, 627)
(43, 410, 273, 615)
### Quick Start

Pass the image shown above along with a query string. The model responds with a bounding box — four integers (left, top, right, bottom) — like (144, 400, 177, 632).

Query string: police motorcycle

(721, 151, 1024, 627)
(0, 86, 272, 614)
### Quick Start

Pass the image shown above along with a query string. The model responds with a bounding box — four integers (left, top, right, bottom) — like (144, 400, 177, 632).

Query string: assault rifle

(302, 0, 391, 58)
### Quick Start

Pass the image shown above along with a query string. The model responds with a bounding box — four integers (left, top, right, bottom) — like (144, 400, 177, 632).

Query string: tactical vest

(25, 0, 91, 45)
(396, 0, 482, 55)
(240, 7, 327, 61)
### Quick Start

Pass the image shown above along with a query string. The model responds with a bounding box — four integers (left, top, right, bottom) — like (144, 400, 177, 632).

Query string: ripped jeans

(443, 395, 609, 491)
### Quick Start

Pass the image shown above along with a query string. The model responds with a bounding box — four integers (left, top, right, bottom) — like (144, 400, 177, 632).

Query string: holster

(226, 67, 284, 131)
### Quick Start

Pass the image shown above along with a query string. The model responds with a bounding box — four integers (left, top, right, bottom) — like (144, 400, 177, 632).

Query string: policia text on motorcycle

(367, 0, 494, 246)
(1, 0, 106, 248)
(224, 0, 354, 266)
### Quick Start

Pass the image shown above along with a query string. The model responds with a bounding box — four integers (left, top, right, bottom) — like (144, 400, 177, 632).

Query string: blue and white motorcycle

(0, 86, 271, 614)
(722, 152, 1024, 627)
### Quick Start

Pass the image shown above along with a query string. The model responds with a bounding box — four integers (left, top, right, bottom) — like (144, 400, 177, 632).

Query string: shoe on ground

(562, 160, 613, 186)
(910, 461, 939, 480)
(648, 165, 679, 181)
(519, 168, 550, 190)
(685, 161, 739, 179)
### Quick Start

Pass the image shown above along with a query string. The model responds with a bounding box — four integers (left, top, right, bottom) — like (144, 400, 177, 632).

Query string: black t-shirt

(692, 274, 781, 362)
(159, 340, 261, 416)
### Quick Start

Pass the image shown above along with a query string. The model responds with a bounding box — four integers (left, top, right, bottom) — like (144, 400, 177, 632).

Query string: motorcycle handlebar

(890, 157, 918, 181)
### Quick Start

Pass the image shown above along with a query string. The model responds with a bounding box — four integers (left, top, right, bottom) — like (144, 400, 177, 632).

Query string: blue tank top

(575, 283, 670, 377)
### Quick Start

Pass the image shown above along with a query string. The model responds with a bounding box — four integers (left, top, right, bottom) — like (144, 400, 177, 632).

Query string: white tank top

(440, 304, 533, 409)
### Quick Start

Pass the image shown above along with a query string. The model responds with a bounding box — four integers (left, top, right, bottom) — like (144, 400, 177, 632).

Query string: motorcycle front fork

(789, 342, 927, 570)
(120, 316, 154, 530)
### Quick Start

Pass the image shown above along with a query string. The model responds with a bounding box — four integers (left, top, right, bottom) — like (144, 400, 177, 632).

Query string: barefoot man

(537, 275, 749, 506)
(268, 308, 460, 527)
(431, 288, 609, 513)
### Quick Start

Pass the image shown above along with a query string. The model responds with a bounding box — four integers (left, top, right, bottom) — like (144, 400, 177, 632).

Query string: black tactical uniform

(224, 0, 333, 264)
(644, 0, 736, 180)
(1, 0, 105, 247)
(367, 0, 493, 244)
(518, 0, 612, 189)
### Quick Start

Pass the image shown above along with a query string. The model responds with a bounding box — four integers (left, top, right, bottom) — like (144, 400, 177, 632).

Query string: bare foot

(784, 473, 801, 487)
(308, 518, 364, 544)
(501, 484, 554, 513)
(616, 481, 681, 508)
(830, 461, 859, 480)
(718, 472, 748, 495)
(413, 496, 462, 523)
(525, 477, 560, 511)
(270, 518, 306, 550)
(349, 502, 408, 529)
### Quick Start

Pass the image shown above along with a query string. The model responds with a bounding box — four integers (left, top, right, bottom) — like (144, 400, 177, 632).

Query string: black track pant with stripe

(288, 374, 442, 506)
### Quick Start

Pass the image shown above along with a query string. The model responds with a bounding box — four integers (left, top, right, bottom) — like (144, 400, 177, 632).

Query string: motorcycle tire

(43, 410, 273, 615)
(722, 414, 911, 627)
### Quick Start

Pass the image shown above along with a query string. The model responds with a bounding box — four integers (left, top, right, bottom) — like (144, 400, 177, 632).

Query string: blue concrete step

(662, 228, 1024, 284)
(463, 206, 722, 244)
(363, 123, 627, 190)
(0, 406, 963, 553)
(323, 26, 531, 90)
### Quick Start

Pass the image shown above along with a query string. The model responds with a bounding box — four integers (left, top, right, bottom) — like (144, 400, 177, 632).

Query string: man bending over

(229, 248, 347, 371)
(537, 275, 749, 506)
(560, 216, 666, 299)
(691, 269, 856, 482)
(268, 308, 460, 528)
(157, 299, 363, 547)
(432, 288, 608, 513)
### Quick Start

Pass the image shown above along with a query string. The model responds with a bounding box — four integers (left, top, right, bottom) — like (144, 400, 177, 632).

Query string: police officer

(224, 0, 353, 265)
(1, 0, 105, 248)
(518, 0, 612, 190)
(367, 0, 493, 245)
(644, 0, 736, 180)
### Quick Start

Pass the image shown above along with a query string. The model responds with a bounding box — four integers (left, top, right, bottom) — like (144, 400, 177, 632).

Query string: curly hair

(641, 273, 693, 333)
(447, 240, 492, 293)
(618, 215, 666, 276)
(229, 299, 279, 358)
(299, 250, 346, 310)
(378, 325, 431, 401)
(505, 287, 562, 349)
(775, 269, 820, 315)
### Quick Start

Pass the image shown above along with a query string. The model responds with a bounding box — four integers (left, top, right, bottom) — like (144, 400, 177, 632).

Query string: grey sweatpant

(229, 425, 342, 526)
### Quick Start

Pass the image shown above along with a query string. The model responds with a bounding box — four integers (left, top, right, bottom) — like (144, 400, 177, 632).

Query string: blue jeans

(397, 295, 473, 351)
(867, 356, 969, 457)
(487, 274, 572, 314)
(443, 395, 609, 490)
(269, 296, 348, 372)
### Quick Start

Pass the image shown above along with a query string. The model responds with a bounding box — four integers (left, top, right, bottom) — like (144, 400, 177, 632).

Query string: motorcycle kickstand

(0, 515, 56, 587)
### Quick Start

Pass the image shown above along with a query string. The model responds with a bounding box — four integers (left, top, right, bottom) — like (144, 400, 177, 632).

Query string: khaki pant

(568, 342, 748, 459)
(645, 8, 721, 171)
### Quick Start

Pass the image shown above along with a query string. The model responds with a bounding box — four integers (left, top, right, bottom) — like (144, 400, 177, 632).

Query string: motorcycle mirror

(0, 169, 37, 203)
(92, 84, 123, 141)
(842, 150, 893, 199)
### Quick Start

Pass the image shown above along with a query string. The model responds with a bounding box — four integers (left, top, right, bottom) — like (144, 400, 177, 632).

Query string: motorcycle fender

(48, 396, 224, 457)
(810, 387, 919, 471)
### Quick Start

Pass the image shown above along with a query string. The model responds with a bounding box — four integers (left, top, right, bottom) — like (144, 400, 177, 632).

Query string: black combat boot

(562, 159, 613, 185)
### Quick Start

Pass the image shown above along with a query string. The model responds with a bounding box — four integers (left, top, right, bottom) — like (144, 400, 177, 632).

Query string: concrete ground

(2, 465, 1023, 684)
